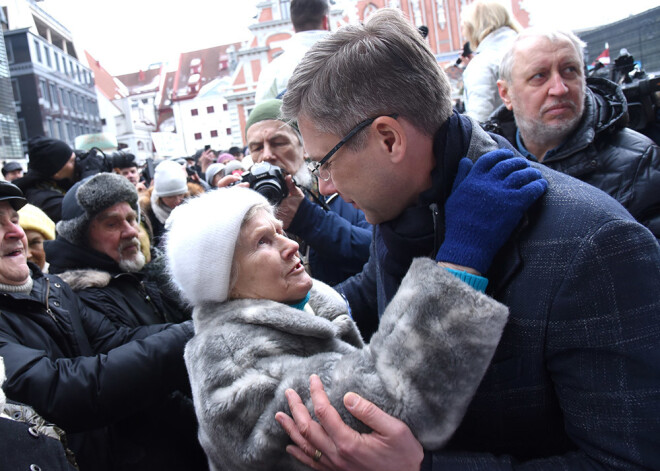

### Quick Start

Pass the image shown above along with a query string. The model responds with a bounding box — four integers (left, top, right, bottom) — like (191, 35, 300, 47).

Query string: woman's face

(230, 208, 312, 303)
(160, 193, 186, 209)
(25, 229, 46, 269)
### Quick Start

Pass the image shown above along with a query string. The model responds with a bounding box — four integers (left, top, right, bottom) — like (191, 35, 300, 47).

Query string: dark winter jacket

(483, 77, 660, 238)
(0, 265, 204, 471)
(45, 237, 190, 328)
(287, 192, 372, 285)
(13, 173, 72, 222)
(339, 112, 660, 470)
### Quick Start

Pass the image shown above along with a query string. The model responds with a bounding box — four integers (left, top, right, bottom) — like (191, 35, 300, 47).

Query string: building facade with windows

(0, 7, 22, 160)
(2, 0, 101, 152)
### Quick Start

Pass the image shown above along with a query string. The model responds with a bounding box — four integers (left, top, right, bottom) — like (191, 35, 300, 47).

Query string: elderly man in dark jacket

(484, 28, 660, 238)
(44, 172, 189, 328)
(0, 181, 205, 470)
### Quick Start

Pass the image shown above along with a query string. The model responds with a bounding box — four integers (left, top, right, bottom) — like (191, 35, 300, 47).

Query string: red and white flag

(592, 43, 610, 66)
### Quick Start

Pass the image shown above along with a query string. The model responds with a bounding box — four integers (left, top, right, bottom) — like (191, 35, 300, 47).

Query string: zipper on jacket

(429, 203, 440, 254)
(43, 278, 59, 324)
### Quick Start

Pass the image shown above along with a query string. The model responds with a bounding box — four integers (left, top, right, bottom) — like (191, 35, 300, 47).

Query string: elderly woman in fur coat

(163, 153, 545, 471)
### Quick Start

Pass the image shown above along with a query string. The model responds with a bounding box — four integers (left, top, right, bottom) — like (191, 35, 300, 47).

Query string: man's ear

(322, 15, 329, 31)
(497, 80, 513, 110)
(372, 116, 406, 164)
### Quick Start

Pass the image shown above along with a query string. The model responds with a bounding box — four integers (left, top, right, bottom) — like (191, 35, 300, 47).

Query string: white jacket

(254, 30, 329, 102)
(463, 26, 518, 122)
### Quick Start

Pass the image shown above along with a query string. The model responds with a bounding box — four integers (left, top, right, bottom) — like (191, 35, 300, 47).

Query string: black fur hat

(56, 172, 138, 245)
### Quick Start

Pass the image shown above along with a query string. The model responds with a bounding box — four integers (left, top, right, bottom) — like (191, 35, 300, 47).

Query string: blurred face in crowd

(230, 208, 312, 303)
(88, 202, 145, 272)
(53, 152, 77, 180)
(25, 229, 46, 270)
(498, 35, 585, 154)
(118, 166, 140, 186)
(4, 169, 23, 182)
(160, 194, 186, 209)
(0, 202, 30, 285)
(247, 120, 305, 175)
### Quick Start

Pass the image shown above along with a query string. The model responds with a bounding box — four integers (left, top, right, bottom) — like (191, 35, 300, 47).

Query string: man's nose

(548, 73, 569, 96)
(5, 221, 25, 240)
(123, 222, 140, 239)
(261, 143, 276, 162)
(318, 176, 337, 196)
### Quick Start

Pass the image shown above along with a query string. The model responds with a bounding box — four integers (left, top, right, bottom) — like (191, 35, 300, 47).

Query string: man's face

(119, 166, 140, 185)
(499, 36, 585, 148)
(298, 117, 400, 225)
(4, 169, 23, 182)
(53, 153, 77, 181)
(88, 202, 144, 272)
(246, 120, 305, 175)
(0, 201, 30, 285)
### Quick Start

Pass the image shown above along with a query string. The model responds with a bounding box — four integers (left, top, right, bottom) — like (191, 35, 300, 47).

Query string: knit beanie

(245, 99, 299, 138)
(166, 187, 270, 305)
(27, 136, 73, 177)
(18, 204, 56, 240)
(154, 160, 188, 197)
(56, 172, 139, 246)
(205, 163, 226, 185)
(216, 153, 235, 164)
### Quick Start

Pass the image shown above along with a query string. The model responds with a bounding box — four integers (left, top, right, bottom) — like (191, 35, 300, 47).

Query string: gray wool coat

(185, 258, 509, 471)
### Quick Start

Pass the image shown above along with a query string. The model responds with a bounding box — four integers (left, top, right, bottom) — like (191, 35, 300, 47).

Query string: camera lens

(254, 180, 286, 206)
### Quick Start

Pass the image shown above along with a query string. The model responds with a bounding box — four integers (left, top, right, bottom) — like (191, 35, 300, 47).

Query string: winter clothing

(111, 151, 137, 169)
(18, 203, 55, 240)
(462, 26, 517, 122)
(338, 112, 660, 470)
(254, 30, 330, 102)
(205, 163, 225, 185)
(186, 259, 508, 471)
(12, 174, 69, 222)
(1, 160, 22, 176)
(166, 187, 270, 305)
(0, 179, 27, 210)
(216, 153, 235, 164)
(483, 77, 660, 238)
(0, 265, 202, 471)
(45, 238, 190, 327)
(27, 136, 73, 177)
(245, 99, 290, 137)
(154, 160, 188, 197)
(56, 173, 138, 246)
(435, 150, 547, 274)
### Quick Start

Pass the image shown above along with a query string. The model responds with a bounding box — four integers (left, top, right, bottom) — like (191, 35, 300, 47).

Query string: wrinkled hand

(435, 149, 547, 274)
(217, 174, 247, 189)
(276, 375, 424, 471)
(276, 175, 305, 230)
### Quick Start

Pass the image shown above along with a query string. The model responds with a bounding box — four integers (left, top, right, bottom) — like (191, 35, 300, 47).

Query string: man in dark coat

(484, 28, 660, 238)
(13, 137, 109, 222)
(275, 9, 660, 471)
(45, 172, 189, 328)
(0, 181, 205, 470)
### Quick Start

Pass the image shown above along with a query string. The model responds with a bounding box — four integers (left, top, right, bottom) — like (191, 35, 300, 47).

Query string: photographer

(14, 136, 110, 222)
(244, 99, 372, 286)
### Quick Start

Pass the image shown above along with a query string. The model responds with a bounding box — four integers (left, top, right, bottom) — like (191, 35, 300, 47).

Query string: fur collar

(57, 268, 113, 290)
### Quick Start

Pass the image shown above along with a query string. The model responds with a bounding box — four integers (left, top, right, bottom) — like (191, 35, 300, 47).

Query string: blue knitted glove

(435, 149, 547, 274)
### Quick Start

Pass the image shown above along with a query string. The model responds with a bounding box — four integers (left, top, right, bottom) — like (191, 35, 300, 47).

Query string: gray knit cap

(56, 172, 139, 245)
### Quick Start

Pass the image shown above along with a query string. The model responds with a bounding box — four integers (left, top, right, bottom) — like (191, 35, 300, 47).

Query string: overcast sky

(41, 0, 659, 76)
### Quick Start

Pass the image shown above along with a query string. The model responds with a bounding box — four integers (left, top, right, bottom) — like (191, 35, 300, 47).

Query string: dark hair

(290, 0, 329, 32)
(228, 146, 243, 157)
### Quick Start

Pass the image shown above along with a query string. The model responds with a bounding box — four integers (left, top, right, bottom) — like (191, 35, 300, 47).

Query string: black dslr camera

(74, 147, 113, 179)
(236, 162, 288, 205)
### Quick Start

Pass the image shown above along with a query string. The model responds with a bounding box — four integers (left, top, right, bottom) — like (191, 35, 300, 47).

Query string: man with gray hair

(275, 8, 660, 471)
(485, 28, 660, 238)
(44, 172, 189, 328)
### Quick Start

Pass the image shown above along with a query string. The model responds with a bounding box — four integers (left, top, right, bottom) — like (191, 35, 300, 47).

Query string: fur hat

(27, 136, 73, 177)
(112, 151, 137, 169)
(18, 204, 55, 240)
(154, 160, 188, 197)
(56, 172, 139, 245)
(166, 187, 270, 305)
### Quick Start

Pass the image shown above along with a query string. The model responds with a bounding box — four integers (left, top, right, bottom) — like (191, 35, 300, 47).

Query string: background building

(2, 0, 101, 152)
(0, 6, 22, 160)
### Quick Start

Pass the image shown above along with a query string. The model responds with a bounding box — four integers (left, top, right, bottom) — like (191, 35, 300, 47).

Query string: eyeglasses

(308, 113, 398, 182)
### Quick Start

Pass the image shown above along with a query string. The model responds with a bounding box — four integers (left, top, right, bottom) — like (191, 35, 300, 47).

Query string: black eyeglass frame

(308, 113, 399, 181)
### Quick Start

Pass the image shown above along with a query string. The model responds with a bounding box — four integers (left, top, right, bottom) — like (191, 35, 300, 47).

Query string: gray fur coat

(185, 258, 509, 471)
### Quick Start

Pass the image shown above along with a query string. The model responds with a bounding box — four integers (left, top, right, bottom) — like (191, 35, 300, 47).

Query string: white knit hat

(154, 160, 188, 197)
(165, 187, 271, 305)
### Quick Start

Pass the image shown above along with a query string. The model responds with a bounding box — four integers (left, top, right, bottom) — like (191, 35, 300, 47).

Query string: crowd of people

(0, 0, 658, 470)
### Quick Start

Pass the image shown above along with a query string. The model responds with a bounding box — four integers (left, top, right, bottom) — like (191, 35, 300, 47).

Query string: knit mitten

(435, 149, 547, 274)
